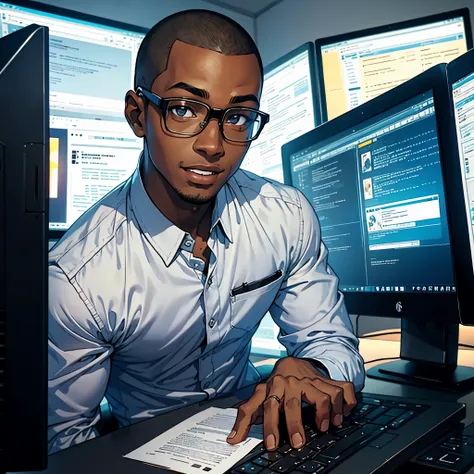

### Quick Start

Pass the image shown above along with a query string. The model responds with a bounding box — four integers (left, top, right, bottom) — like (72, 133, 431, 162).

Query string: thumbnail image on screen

(289, 91, 455, 294)
(452, 71, 474, 272)
(240, 48, 316, 183)
(319, 15, 468, 121)
(0, 2, 146, 231)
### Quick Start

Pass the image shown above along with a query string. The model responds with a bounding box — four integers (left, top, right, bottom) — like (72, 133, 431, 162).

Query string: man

(48, 9, 364, 455)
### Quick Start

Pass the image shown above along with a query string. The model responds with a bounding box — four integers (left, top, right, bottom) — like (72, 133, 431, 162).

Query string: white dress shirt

(48, 153, 364, 454)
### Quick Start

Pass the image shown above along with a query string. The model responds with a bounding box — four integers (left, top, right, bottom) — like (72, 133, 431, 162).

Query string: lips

(182, 166, 223, 186)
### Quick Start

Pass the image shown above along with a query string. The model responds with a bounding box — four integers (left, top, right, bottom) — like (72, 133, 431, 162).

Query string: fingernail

(334, 414, 343, 426)
(321, 419, 329, 432)
(266, 434, 276, 450)
(292, 432, 304, 448)
(227, 430, 236, 439)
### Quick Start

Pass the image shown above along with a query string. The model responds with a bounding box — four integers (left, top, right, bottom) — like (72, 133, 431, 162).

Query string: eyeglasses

(136, 86, 269, 143)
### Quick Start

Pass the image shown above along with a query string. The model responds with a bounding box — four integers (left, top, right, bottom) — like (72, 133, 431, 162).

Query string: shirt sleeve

(269, 189, 365, 392)
(48, 264, 113, 454)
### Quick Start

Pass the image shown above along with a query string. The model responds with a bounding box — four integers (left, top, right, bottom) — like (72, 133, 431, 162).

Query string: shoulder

(49, 177, 131, 280)
(229, 168, 303, 209)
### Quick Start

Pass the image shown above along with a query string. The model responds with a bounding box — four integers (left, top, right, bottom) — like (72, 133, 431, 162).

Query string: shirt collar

(129, 153, 234, 266)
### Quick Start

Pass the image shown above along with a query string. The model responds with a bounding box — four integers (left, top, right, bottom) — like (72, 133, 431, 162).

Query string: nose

(193, 119, 225, 160)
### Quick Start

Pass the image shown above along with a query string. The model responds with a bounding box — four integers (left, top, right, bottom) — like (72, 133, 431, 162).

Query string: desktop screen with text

(289, 91, 455, 295)
(0, 2, 146, 231)
(452, 70, 474, 271)
(241, 48, 316, 183)
(320, 16, 468, 121)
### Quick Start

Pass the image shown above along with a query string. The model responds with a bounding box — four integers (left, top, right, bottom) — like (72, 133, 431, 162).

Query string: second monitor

(316, 8, 472, 122)
(282, 62, 474, 391)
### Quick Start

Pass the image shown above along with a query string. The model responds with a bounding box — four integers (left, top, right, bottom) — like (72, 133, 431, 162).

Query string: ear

(124, 90, 146, 137)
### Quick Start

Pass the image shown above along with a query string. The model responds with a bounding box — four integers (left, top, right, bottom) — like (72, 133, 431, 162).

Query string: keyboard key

(438, 452, 462, 465)
(307, 434, 339, 451)
(290, 446, 314, 459)
(333, 424, 359, 437)
(311, 454, 332, 466)
(269, 456, 302, 473)
(234, 462, 265, 473)
(234, 469, 273, 474)
(388, 410, 416, 429)
(350, 404, 375, 419)
(319, 425, 379, 460)
(384, 408, 406, 418)
(370, 414, 396, 426)
(260, 451, 283, 462)
(277, 443, 293, 455)
(361, 397, 383, 405)
(364, 406, 388, 421)
(295, 460, 326, 473)
(251, 457, 270, 467)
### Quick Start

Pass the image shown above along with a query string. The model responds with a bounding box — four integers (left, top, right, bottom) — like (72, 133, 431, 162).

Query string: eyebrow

(166, 82, 260, 106)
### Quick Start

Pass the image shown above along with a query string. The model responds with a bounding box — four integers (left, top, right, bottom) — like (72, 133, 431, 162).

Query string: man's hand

(226, 357, 357, 450)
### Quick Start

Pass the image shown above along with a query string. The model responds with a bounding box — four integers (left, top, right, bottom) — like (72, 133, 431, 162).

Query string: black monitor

(282, 63, 474, 391)
(240, 42, 319, 184)
(0, 0, 147, 239)
(315, 8, 472, 122)
(0, 24, 48, 471)
(447, 49, 474, 326)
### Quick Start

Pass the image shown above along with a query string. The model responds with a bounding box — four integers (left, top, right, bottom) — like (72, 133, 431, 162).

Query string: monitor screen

(240, 44, 317, 183)
(286, 90, 455, 296)
(317, 11, 470, 121)
(452, 71, 474, 274)
(0, 2, 146, 233)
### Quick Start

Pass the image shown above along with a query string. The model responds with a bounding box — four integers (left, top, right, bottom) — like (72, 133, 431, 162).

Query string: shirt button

(207, 277, 213, 287)
(194, 263, 199, 268)
(209, 319, 215, 328)
(185, 241, 192, 247)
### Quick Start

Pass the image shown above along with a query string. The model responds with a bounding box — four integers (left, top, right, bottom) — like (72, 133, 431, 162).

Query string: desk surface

(12, 375, 474, 474)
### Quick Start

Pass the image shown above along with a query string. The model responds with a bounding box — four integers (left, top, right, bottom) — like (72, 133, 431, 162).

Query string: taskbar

(341, 285, 456, 293)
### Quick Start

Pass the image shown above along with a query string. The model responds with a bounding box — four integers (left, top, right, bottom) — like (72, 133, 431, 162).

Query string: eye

(169, 106, 196, 118)
(226, 114, 250, 126)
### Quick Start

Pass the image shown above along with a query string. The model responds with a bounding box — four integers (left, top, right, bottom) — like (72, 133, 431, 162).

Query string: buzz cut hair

(134, 9, 263, 90)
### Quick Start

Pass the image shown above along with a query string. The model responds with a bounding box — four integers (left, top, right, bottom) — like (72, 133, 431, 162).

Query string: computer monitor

(316, 9, 472, 122)
(240, 42, 319, 184)
(0, 23, 49, 471)
(0, 0, 147, 238)
(446, 49, 474, 327)
(282, 63, 474, 391)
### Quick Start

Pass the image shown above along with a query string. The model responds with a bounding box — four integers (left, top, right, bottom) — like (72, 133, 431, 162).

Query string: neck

(141, 148, 213, 238)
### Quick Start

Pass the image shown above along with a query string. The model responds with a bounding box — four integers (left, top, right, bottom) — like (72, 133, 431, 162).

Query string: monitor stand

(366, 318, 474, 392)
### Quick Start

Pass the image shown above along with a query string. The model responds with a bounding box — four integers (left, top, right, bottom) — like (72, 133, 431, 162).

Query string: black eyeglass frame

(136, 86, 270, 143)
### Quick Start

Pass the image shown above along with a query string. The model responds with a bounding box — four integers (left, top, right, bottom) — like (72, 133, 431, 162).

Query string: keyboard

(408, 422, 474, 473)
(228, 393, 465, 474)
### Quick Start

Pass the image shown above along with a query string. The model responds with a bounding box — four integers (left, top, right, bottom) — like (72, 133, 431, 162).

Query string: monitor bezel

(282, 63, 461, 322)
(0, 0, 148, 240)
(445, 50, 474, 326)
(315, 8, 473, 123)
(263, 41, 321, 127)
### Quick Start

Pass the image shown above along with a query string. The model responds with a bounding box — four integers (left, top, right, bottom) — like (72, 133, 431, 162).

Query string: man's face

(131, 40, 262, 205)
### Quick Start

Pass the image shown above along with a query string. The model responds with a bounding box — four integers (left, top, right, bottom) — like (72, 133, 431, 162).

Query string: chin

(177, 188, 216, 205)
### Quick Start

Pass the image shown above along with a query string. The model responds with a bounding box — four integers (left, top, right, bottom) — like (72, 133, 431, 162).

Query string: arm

(48, 265, 113, 454)
(269, 190, 365, 392)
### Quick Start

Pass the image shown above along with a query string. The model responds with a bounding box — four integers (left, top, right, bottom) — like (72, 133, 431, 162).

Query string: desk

(13, 339, 474, 474)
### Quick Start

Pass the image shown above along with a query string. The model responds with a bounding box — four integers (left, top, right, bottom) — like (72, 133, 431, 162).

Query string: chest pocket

(229, 269, 283, 332)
